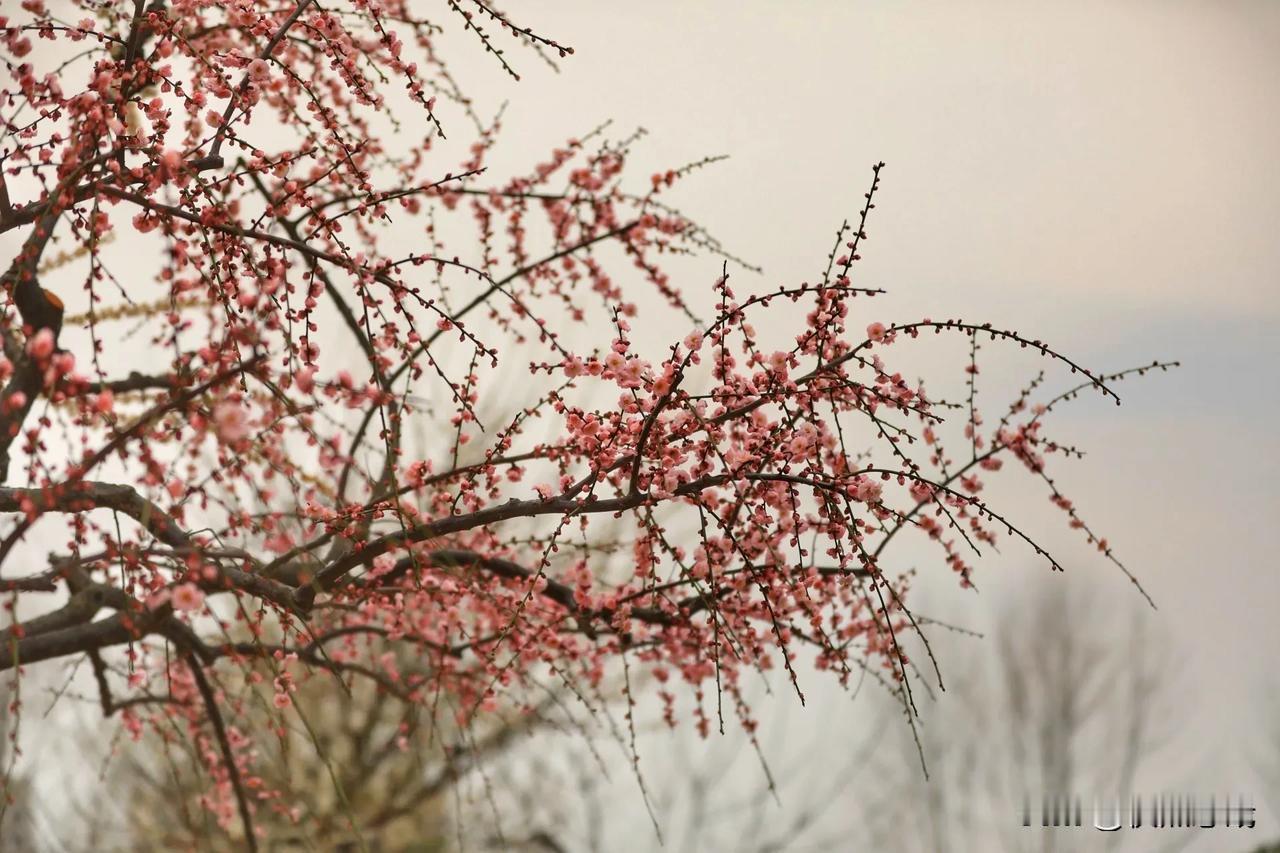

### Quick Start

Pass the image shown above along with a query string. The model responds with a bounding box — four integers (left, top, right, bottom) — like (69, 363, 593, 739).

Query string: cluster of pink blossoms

(0, 1, 1169, 843)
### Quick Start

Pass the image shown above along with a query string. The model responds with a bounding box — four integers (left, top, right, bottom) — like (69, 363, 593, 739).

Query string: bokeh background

(442, 2, 1280, 850)
(5, 2, 1278, 851)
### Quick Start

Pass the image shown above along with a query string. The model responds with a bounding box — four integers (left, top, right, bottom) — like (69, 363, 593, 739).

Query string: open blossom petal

(212, 400, 251, 443)
(170, 584, 204, 612)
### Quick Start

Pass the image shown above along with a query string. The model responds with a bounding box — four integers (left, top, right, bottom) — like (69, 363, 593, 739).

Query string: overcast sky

(451, 2, 1280, 849)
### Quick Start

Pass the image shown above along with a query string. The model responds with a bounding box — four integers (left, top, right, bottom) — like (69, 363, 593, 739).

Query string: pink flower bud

(27, 328, 55, 359)
(295, 366, 316, 393)
(161, 149, 183, 172)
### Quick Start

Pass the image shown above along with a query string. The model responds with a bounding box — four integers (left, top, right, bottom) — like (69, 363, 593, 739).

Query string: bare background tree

(855, 582, 1183, 853)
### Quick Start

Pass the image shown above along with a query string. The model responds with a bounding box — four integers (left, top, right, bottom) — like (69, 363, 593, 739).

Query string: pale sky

(447, 2, 1280, 850)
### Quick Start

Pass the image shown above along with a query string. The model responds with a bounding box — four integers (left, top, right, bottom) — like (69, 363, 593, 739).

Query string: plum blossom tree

(0, 2, 1173, 847)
